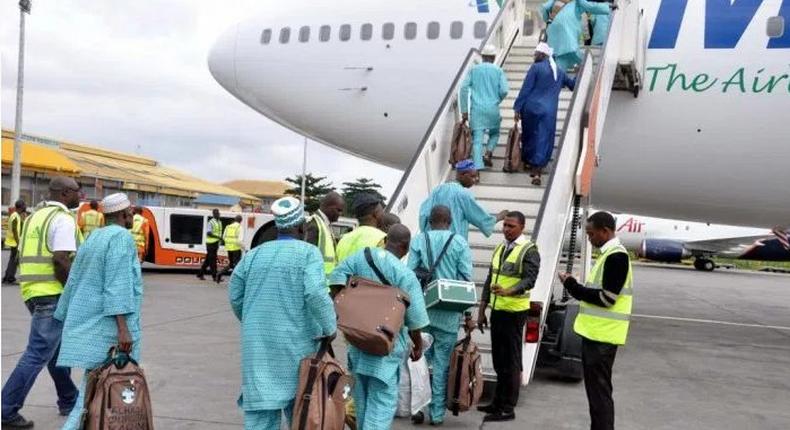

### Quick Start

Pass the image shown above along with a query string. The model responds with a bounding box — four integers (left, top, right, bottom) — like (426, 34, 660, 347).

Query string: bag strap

(364, 247, 391, 286)
(297, 337, 333, 430)
(424, 233, 434, 272)
(427, 234, 455, 281)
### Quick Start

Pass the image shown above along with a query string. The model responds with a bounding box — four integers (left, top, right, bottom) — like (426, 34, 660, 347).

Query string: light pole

(10, 0, 31, 204)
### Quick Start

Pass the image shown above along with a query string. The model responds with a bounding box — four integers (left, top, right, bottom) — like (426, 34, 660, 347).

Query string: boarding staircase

(387, 0, 646, 385)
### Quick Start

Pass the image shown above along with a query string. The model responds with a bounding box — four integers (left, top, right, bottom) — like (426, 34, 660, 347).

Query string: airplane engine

(638, 239, 691, 263)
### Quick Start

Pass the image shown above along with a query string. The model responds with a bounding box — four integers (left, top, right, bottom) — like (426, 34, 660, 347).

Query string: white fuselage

(209, 0, 790, 227)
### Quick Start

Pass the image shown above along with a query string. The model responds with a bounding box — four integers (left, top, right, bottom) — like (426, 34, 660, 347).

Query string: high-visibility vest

(573, 244, 634, 346)
(206, 218, 222, 244)
(4, 211, 21, 248)
(81, 209, 104, 238)
(130, 214, 148, 248)
(223, 222, 242, 252)
(311, 214, 337, 275)
(335, 225, 386, 263)
(18, 204, 81, 301)
(489, 240, 535, 312)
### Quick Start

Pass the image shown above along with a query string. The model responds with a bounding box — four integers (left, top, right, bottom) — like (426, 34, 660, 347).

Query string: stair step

(474, 198, 541, 215)
(477, 170, 548, 187)
(472, 184, 545, 201)
(469, 227, 537, 248)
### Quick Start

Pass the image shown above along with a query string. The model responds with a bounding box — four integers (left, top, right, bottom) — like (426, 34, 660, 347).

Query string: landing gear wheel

(694, 258, 715, 272)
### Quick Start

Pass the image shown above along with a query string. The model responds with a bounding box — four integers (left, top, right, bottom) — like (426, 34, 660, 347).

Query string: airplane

(208, 0, 790, 229)
(611, 214, 790, 271)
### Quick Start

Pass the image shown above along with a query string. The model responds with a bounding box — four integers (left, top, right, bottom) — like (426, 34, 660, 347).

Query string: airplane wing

(685, 228, 790, 260)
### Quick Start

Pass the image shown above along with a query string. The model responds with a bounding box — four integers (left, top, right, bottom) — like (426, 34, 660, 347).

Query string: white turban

(101, 193, 131, 214)
(535, 42, 558, 81)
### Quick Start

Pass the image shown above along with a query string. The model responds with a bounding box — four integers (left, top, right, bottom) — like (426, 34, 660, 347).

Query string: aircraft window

(279, 27, 291, 44)
(427, 21, 440, 40)
(404, 22, 417, 40)
(382, 22, 395, 40)
(340, 24, 352, 41)
(260, 29, 272, 44)
(450, 21, 463, 39)
(474, 20, 487, 39)
(299, 26, 310, 43)
(361, 23, 373, 40)
(767, 16, 785, 38)
(319, 25, 331, 42)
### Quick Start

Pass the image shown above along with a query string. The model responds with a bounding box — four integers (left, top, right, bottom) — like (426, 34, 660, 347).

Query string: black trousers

(490, 309, 528, 413)
(200, 242, 219, 277)
(582, 337, 618, 430)
(218, 250, 242, 278)
(3, 246, 19, 282)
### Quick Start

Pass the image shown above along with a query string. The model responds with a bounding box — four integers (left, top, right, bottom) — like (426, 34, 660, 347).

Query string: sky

(0, 1, 402, 196)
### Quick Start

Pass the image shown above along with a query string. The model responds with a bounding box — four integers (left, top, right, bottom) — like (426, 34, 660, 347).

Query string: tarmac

(2, 252, 790, 429)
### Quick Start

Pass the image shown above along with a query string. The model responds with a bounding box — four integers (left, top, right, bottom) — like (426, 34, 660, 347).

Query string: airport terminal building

(1, 129, 260, 210)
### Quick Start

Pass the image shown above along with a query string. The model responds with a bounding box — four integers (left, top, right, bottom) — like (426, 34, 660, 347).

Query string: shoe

(411, 411, 424, 424)
(1, 415, 34, 428)
(429, 420, 444, 426)
(483, 410, 516, 422)
(476, 403, 499, 414)
(483, 152, 493, 167)
(196, 273, 205, 280)
(58, 405, 75, 417)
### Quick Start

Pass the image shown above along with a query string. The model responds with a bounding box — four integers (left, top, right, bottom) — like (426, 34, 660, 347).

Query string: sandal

(531, 177, 542, 186)
(483, 152, 493, 167)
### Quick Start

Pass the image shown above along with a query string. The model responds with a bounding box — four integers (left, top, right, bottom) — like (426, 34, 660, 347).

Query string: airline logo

(617, 217, 645, 233)
(649, 0, 790, 49)
(471, 0, 502, 13)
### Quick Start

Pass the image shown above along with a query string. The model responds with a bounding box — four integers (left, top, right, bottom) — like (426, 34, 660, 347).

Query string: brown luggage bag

(446, 334, 484, 416)
(292, 338, 354, 430)
(334, 248, 411, 356)
(81, 348, 154, 430)
(502, 124, 522, 173)
(449, 120, 472, 165)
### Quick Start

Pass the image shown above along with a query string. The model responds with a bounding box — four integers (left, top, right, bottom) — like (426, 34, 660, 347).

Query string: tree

(284, 173, 335, 213)
(341, 178, 387, 216)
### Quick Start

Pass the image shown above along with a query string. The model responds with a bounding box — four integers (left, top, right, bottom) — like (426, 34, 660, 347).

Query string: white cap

(271, 196, 305, 229)
(535, 42, 554, 56)
(481, 44, 497, 57)
(101, 193, 131, 214)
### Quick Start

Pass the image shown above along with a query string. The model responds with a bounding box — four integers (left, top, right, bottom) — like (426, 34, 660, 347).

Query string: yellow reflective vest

(81, 209, 104, 238)
(18, 204, 81, 301)
(130, 214, 148, 248)
(206, 218, 222, 244)
(223, 222, 242, 252)
(4, 211, 22, 248)
(335, 225, 386, 263)
(311, 213, 337, 275)
(489, 239, 535, 312)
(573, 244, 634, 345)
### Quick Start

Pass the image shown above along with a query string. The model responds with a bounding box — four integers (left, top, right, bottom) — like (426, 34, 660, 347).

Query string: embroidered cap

(101, 193, 131, 214)
(271, 197, 305, 229)
(455, 159, 476, 172)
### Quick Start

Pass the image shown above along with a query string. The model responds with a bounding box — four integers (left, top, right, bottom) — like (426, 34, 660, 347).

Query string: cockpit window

(319, 25, 331, 42)
(474, 21, 487, 39)
(404, 22, 417, 40)
(450, 21, 463, 39)
(382, 23, 395, 40)
(361, 23, 373, 41)
(279, 27, 291, 44)
(427, 22, 440, 40)
(261, 29, 272, 44)
(340, 24, 351, 41)
(298, 26, 310, 43)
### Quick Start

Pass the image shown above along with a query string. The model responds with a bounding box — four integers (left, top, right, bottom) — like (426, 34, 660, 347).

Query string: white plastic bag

(396, 333, 434, 417)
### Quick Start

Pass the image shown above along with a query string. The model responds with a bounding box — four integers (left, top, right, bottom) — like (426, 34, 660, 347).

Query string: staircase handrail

(576, 1, 623, 196)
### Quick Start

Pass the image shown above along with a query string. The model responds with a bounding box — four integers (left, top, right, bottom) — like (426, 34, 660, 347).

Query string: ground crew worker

(304, 192, 345, 276)
(329, 224, 430, 430)
(407, 205, 473, 426)
(460, 44, 509, 169)
(229, 197, 336, 429)
(477, 211, 540, 422)
(559, 211, 633, 430)
(129, 207, 149, 263)
(79, 200, 104, 239)
(1, 177, 81, 429)
(419, 159, 508, 240)
(55, 193, 143, 430)
(198, 208, 222, 281)
(335, 193, 387, 263)
(216, 215, 244, 283)
(3, 199, 27, 285)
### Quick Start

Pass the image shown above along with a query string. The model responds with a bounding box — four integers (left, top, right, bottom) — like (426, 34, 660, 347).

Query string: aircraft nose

(208, 25, 238, 93)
